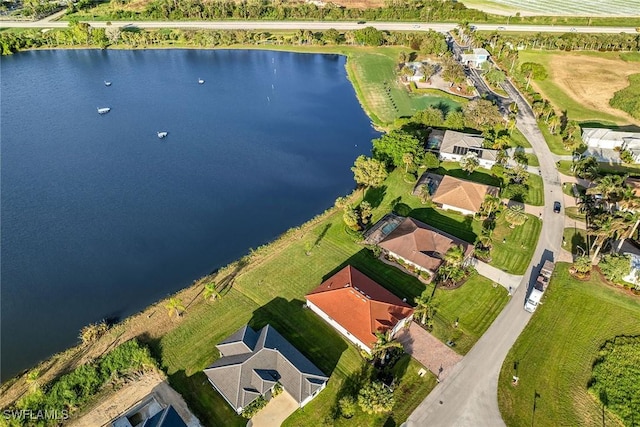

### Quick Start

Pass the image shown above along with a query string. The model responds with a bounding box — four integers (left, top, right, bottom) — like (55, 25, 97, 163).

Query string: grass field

(519, 50, 640, 126)
(498, 263, 640, 427)
(154, 168, 517, 426)
(510, 128, 532, 149)
(563, 227, 590, 256)
(537, 119, 571, 155)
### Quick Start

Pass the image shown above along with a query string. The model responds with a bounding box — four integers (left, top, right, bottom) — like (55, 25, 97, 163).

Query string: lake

(0, 49, 378, 381)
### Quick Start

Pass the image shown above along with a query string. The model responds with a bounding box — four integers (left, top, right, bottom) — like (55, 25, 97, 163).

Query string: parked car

(497, 26, 506, 30)
(357, 21, 366, 24)
(570, 27, 577, 32)
(553, 201, 561, 213)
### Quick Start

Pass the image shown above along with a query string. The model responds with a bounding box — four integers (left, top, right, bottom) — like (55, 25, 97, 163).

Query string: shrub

(241, 395, 268, 419)
(273, 382, 283, 397)
(358, 381, 394, 414)
(588, 336, 640, 426)
(79, 321, 109, 345)
(599, 254, 631, 284)
(610, 73, 640, 120)
(338, 395, 357, 418)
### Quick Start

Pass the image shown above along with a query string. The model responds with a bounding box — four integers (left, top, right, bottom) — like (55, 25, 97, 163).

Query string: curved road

(0, 19, 637, 34)
(405, 80, 564, 426)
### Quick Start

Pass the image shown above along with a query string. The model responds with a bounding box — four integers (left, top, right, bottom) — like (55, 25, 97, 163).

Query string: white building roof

(582, 128, 640, 145)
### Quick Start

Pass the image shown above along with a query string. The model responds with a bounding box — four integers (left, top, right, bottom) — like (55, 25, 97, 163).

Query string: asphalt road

(404, 77, 564, 426)
(0, 19, 637, 34)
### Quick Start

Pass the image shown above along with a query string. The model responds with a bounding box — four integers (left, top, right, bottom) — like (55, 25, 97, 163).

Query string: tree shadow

(365, 185, 387, 209)
(434, 101, 450, 117)
(313, 223, 332, 247)
(570, 230, 587, 256)
(331, 361, 373, 419)
(409, 207, 477, 244)
(247, 297, 347, 376)
(393, 202, 412, 217)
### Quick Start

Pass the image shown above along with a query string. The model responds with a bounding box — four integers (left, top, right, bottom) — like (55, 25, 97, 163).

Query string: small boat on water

(157, 131, 168, 139)
(198, 78, 205, 84)
(97, 107, 111, 114)
(104, 81, 112, 86)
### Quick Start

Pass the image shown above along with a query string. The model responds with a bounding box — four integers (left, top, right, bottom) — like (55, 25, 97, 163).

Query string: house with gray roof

(203, 325, 328, 414)
(460, 48, 490, 68)
(439, 130, 498, 169)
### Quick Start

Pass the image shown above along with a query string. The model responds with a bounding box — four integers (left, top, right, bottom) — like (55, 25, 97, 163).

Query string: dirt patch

(546, 54, 640, 125)
(69, 369, 202, 427)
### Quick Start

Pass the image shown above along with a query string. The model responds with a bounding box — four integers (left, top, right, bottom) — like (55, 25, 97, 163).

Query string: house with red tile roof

(305, 266, 414, 354)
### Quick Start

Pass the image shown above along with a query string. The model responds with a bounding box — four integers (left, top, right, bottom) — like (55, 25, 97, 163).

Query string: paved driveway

(396, 322, 463, 381)
(249, 391, 298, 427)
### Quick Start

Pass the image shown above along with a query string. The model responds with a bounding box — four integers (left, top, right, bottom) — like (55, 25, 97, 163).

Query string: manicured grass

(510, 128, 532, 149)
(491, 212, 542, 275)
(565, 206, 585, 222)
(537, 119, 570, 155)
(598, 161, 640, 177)
(561, 182, 585, 197)
(430, 272, 509, 354)
(524, 173, 544, 206)
(435, 162, 502, 187)
(557, 160, 574, 177)
(155, 168, 518, 426)
(563, 227, 590, 257)
(498, 263, 640, 427)
(524, 153, 539, 167)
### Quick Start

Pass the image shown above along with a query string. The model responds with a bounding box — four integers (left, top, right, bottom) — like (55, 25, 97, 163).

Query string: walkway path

(469, 258, 523, 291)
(405, 76, 564, 427)
(396, 322, 463, 381)
(248, 391, 298, 427)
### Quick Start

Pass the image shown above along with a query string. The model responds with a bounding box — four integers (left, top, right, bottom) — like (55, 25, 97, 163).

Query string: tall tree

(402, 152, 414, 173)
(371, 331, 403, 364)
(460, 153, 480, 175)
(463, 99, 504, 130)
(414, 290, 435, 326)
(351, 155, 388, 194)
(372, 130, 424, 169)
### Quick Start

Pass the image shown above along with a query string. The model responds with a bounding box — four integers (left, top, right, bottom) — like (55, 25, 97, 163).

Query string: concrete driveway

(396, 322, 463, 381)
(249, 391, 298, 427)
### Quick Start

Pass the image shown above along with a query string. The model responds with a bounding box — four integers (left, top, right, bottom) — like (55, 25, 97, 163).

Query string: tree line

(0, 24, 446, 54)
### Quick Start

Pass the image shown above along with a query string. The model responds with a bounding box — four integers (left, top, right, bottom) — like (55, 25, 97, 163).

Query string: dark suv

(553, 201, 561, 213)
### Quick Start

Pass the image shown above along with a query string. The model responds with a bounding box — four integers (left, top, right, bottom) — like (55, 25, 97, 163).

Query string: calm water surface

(0, 49, 377, 380)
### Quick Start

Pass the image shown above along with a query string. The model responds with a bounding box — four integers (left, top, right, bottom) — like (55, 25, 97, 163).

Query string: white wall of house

(299, 381, 327, 408)
(306, 299, 372, 354)
(390, 315, 413, 338)
(439, 152, 495, 169)
(388, 252, 434, 276)
(441, 203, 475, 216)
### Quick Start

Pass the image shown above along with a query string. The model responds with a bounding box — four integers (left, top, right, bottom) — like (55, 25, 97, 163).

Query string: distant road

(0, 19, 637, 34)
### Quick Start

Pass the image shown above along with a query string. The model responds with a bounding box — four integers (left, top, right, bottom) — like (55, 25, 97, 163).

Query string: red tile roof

(305, 266, 414, 349)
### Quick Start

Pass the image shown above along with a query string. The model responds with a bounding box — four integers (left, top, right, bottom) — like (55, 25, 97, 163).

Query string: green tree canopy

(358, 381, 394, 414)
(372, 130, 424, 169)
(463, 99, 504, 130)
(351, 155, 388, 190)
(354, 26, 384, 46)
(520, 62, 548, 80)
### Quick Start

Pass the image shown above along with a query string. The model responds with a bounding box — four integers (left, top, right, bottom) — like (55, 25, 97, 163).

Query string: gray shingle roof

(440, 130, 497, 162)
(204, 325, 328, 411)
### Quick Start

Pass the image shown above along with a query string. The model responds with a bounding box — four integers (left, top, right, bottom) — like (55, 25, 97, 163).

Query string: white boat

(157, 131, 168, 138)
(104, 81, 112, 86)
(97, 107, 111, 114)
(198, 78, 205, 84)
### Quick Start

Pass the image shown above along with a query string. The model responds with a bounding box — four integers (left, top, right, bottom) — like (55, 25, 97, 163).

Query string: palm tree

(26, 369, 41, 393)
(587, 174, 627, 211)
(414, 291, 435, 326)
(479, 194, 501, 219)
(548, 114, 561, 134)
(165, 297, 186, 319)
(588, 214, 627, 262)
(572, 256, 592, 276)
(203, 281, 220, 302)
(402, 152, 414, 173)
(444, 245, 465, 268)
(573, 156, 599, 181)
(371, 331, 403, 364)
(504, 205, 528, 228)
(460, 153, 480, 175)
(477, 228, 493, 249)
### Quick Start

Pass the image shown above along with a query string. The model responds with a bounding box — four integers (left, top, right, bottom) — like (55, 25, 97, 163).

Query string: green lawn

(558, 159, 640, 178)
(524, 153, 539, 167)
(557, 160, 574, 177)
(563, 227, 590, 258)
(155, 168, 517, 427)
(561, 182, 585, 198)
(510, 128, 532, 149)
(490, 212, 542, 275)
(430, 273, 509, 354)
(537, 119, 570, 155)
(518, 50, 631, 126)
(524, 173, 544, 206)
(498, 263, 640, 427)
(565, 206, 585, 222)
